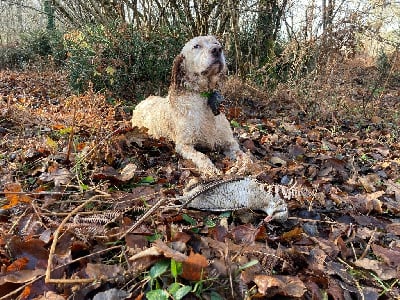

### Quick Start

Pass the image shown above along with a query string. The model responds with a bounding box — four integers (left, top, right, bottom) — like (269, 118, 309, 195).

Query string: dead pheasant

(179, 177, 311, 222)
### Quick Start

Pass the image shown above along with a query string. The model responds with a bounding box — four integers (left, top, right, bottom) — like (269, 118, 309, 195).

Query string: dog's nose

(211, 45, 222, 57)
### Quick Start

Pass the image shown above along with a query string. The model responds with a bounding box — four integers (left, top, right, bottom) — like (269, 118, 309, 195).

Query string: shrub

(64, 23, 185, 102)
(0, 29, 65, 69)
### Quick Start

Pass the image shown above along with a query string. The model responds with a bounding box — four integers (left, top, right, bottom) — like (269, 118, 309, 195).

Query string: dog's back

(131, 95, 174, 140)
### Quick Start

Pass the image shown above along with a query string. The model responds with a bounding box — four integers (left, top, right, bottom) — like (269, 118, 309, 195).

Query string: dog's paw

(226, 152, 258, 175)
(199, 163, 222, 178)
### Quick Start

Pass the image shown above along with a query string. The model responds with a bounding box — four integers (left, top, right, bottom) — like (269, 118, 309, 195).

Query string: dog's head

(171, 36, 226, 94)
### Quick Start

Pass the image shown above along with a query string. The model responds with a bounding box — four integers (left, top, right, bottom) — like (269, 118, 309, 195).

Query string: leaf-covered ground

(0, 59, 400, 300)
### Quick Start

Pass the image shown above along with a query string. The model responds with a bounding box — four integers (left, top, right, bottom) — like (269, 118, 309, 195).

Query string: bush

(64, 23, 185, 101)
(0, 29, 65, 69)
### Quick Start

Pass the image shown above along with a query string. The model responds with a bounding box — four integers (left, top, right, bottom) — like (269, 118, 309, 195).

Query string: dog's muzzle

(211, 45, 222, 58)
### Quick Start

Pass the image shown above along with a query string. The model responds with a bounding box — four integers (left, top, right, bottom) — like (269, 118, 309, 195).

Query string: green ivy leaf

(210, 291, 224, 300)
(230, 120, 240, 128)
(182, 214, 196, 226)
(204, 218, 216, 228)
(140, 176, 155, 184)
(174, 285, 192, 300)
(171, 259, 182, 279)
(168, 282, 181, 294)
(146, 289, 169, 300)
(147, 233, 162, 242)
(149, 260, 169, 279)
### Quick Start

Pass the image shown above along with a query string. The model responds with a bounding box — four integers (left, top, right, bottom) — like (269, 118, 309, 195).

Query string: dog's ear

(169, 54, 185, 105)
(171, 54, 185, 92)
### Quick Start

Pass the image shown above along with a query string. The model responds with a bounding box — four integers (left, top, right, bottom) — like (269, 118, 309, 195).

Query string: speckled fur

(131, 36, 242, 175)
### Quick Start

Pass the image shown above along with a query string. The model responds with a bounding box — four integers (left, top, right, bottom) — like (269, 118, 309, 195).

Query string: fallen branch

(45, 193, 111, 284)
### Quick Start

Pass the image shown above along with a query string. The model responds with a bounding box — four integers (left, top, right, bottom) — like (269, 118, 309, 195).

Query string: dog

(131, 35, 246, 176)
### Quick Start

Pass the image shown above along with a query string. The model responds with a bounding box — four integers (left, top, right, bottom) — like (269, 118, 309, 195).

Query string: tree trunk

(44, 0, 55, 31)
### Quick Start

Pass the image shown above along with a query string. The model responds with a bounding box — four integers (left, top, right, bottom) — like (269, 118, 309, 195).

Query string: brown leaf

(0, 269, 45, 285)
(153, 240, 188, 262)
(327, 278, 345, 300)
(92, 164, 137, 182)
(85, 263, 122, 279)
(118, 163, 138, 181)
(6, 257, 29, 272)
(386, 223, 400, 236)
(209, 225, 228, 242)
(38, 167, 72, 187)
(385, 180, 400, 202)
(253, 275, 281, 295)
(354, 258, 397, 280)
(254, 275, 306, 297)
(270, 156, 287, 167)
(34, 291, 66, 300)
(181, 251, 208, 281)
(359, 174, 380, 193)
(231, 224, 258, 244)
(125, 234, 148, 249)
(288, 144, 306, 158)
(20, 285, 32, 299)
(336, 237, 352, 260)
(348, 192, 384, 214)
(307, 248, 327, 272)
(371, 244, 400, 266)
(91, 165, 120, 181)
(282, 227, 303, 241)
(7, 237, 48, 270)
(2, 182, 31, 209)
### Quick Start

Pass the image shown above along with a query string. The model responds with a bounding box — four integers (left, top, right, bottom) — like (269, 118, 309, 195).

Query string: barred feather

(180, 177, 310, 221)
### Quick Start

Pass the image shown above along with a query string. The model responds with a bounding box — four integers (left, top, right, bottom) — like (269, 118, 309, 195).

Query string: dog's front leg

(175, 144, 221, 176)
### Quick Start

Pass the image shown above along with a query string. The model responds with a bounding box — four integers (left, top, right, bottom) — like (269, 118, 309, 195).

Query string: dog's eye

(193, 44, 201, 49)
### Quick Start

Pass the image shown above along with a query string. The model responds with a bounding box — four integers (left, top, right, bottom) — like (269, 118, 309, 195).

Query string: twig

(45, 193, 110, 284)
(118, 196, 169, 240)
(0, 191, 75, 195)
(358, 228, 376, 260)
(65, 106, 77, 163)
(289, 216, 337, 224)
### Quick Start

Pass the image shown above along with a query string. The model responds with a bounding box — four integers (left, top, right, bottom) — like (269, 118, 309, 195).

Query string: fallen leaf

(254, 275, 306, 297)
(85, 263, 122, 279)
(153, 240, 188, 262)
(386, 223, 400, 236)
(92, 164, 137, 182)
(118, 163, 138, 181)
(2, 182, 31, 209)
(93, 288, 130, 300)
(282, 227, 303, 241)
(327, 277, 345, 300)
(253, 275, 281, 295)
(354, 258, 397, 280)
(39, 167, 72, 187)
(181, 251, 208, 281)
(34, 291, 66, 300)
(0, 269, 45, 285)
(7, 237, 48, 270)
(231, 224, 258, 244)
(270, 156, 287, 167)
(371, 244, 400, 266)
(359, 174, 380, 193)
(6, 257, 29, 272)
